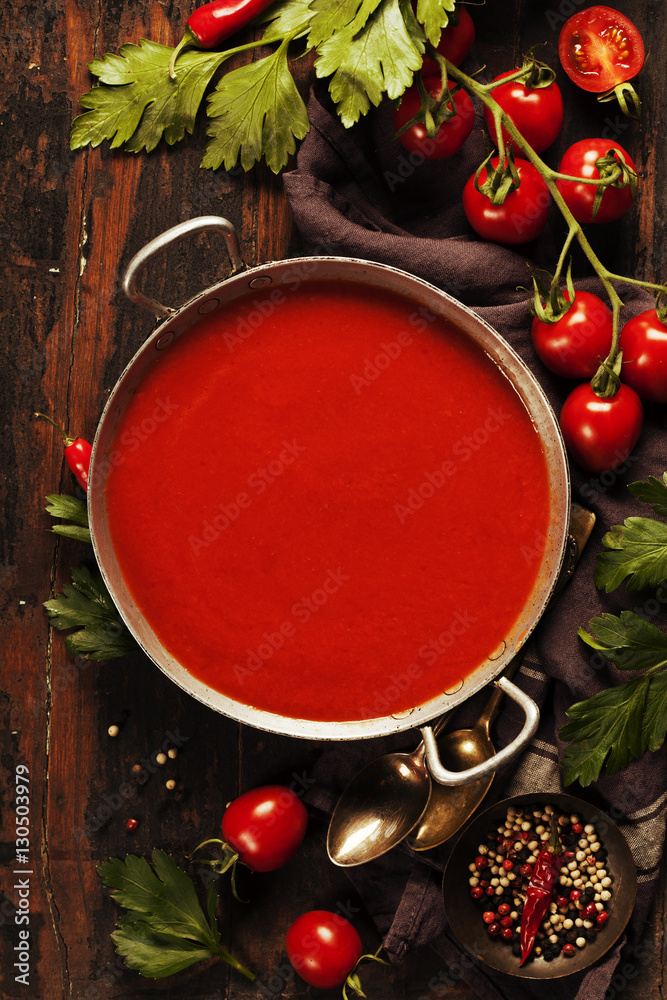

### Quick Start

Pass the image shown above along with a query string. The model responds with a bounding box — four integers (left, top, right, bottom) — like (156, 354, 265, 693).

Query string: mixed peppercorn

(468, 804, 613, 964)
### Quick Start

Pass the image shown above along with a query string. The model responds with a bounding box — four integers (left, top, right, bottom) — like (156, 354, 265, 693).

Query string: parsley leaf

(71, 41, 228, 152)
(561, 610, 667, 784)
(261, 0, 315, 43)
(594, 517, 667, 592)
(99, 850, 254, 980)
(415, 0, 455, 46)
(315, 0, 423, 127)
(44, 565, 137, 660)
(560, 676, 650, 786)
(307, 0, 382, 50)
(203, 39, 309, 173)
(45, 493, 91, 543)
(111, 923, 215, 979)
(628, 473, 667, 517)
(578, 610, 667, 672)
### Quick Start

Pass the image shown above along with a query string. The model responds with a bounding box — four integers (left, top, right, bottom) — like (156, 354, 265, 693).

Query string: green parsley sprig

(559, 473, 667, 786)
(98, 849, 255, 979)
(43, 494, 137, 660)
(71, 0, 454, 173)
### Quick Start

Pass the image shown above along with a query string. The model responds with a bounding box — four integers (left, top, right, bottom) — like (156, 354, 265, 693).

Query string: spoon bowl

(405, 676, 510, 851)
(327, 717, 448, 866)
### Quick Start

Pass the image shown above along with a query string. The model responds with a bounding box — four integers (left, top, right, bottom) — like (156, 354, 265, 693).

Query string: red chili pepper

(519, 816, 562, 966)
(168, 0, 275, 78)
(34, 413, 91, 492)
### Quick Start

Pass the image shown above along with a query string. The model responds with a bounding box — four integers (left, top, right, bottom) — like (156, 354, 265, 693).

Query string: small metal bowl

(443, 792, 637, 979)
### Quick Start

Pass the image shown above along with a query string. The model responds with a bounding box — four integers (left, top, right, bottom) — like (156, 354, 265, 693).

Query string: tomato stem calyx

(393, 60, 463, 141)
(189, 837, 246, 902)
(519, 44, 558, 90)
(529, 261, 576, 325)
(473, 144, 520, 205)
(591, 352, 624, 399)
(342, 945, 391, 1000)
(598, 81, 642, 123)
(590, 150, 638, 221)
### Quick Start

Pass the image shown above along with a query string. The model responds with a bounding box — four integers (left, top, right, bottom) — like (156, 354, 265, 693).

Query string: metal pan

(88, 217, 570, 770)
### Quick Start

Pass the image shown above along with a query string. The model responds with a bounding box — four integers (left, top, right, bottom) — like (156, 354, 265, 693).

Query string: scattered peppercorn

(165, 779, 176, 790)
(167, 747, 178, 759)
(126, 818, 139, 832)
(156, 752, 167, 766)
(107, 725, 119, 737)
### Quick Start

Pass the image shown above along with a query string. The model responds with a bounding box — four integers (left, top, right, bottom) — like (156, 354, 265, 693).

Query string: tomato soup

(104, 279, 551, 722)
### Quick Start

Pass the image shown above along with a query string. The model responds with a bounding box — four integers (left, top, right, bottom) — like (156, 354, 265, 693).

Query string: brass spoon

(406, 503, 596, 852)
(327, 714, 450, 867)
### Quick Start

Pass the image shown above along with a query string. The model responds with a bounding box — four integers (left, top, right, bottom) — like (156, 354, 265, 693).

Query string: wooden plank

(0, 0, 663, 997)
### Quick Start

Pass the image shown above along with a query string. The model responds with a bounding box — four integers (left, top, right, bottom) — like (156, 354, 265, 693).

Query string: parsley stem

(215, 945, 256, 980)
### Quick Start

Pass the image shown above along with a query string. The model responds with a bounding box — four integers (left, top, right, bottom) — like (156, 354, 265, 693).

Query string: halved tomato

(559, 6, 644, 94)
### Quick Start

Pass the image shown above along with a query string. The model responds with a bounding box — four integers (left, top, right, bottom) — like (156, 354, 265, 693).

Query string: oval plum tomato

(559, 6, 644, 94)
(221, 785, 307, 872)
(286, 910, 362, 989)
(483, 72, 563, 154)
(620, 309, 667, 403)
(463, 158, 549, 245)
(421, 6, 475, 75)
(559, 382, 643, 473)
(393, 79, 475, 159)
(531, 292, 613, 379)
(556, 139, 637, 224)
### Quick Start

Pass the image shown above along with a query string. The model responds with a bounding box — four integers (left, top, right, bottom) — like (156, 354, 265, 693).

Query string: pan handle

(122, 216, 246, 319)
(419, 677, 540, 786)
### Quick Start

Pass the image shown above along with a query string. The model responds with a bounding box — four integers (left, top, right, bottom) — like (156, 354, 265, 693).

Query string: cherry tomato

(559, 6, 644, 94)
(421, 6, 475, 75)
(556, 139, 637, 224)
(483, 72, 564, 154)
(221, 785, 307, 872)
(531, 292, 613, 379)
(286, 910, 362, 989)
(559, 382, 643, 473)
(462, 158, 549, 245)
(393, 78, 475, 159)
(619, 309, 667, 403)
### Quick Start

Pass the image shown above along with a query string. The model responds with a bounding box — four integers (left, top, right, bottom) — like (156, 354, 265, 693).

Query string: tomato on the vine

(393, 78, 475, 159)
(463, 158, 549, 245)
(556, 139, 637, 224)
(559, 382, 643, 473)
(558, 6, 644, 94)
(221, 785, 307, 872)
(420, 6, 475, 76)
(531, 292, 613, 379)
(620, 309, 667, 403)
(483, 72, 563, 154)
(286, 910, 362, 989)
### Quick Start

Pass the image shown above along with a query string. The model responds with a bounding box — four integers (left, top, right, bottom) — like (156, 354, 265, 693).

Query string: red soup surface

(104, 279, 551, 722)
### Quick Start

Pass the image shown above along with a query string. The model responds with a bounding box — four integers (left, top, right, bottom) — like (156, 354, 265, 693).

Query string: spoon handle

(478, 650, 525, 733)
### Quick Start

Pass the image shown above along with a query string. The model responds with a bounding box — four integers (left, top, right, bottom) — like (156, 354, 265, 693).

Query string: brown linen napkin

(283, 80, 667, 1000)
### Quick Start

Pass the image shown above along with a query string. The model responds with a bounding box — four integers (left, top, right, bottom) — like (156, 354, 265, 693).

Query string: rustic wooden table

(1, 0, 665, 997)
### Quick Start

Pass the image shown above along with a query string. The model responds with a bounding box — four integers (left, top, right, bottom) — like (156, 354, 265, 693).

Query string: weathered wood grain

(0, 0, 664, 997)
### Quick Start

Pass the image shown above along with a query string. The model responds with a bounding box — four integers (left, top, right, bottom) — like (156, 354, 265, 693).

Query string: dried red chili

(168, 0, 276, 78)
(519, 815, 562, 966)
(34, 413, 92, 492)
